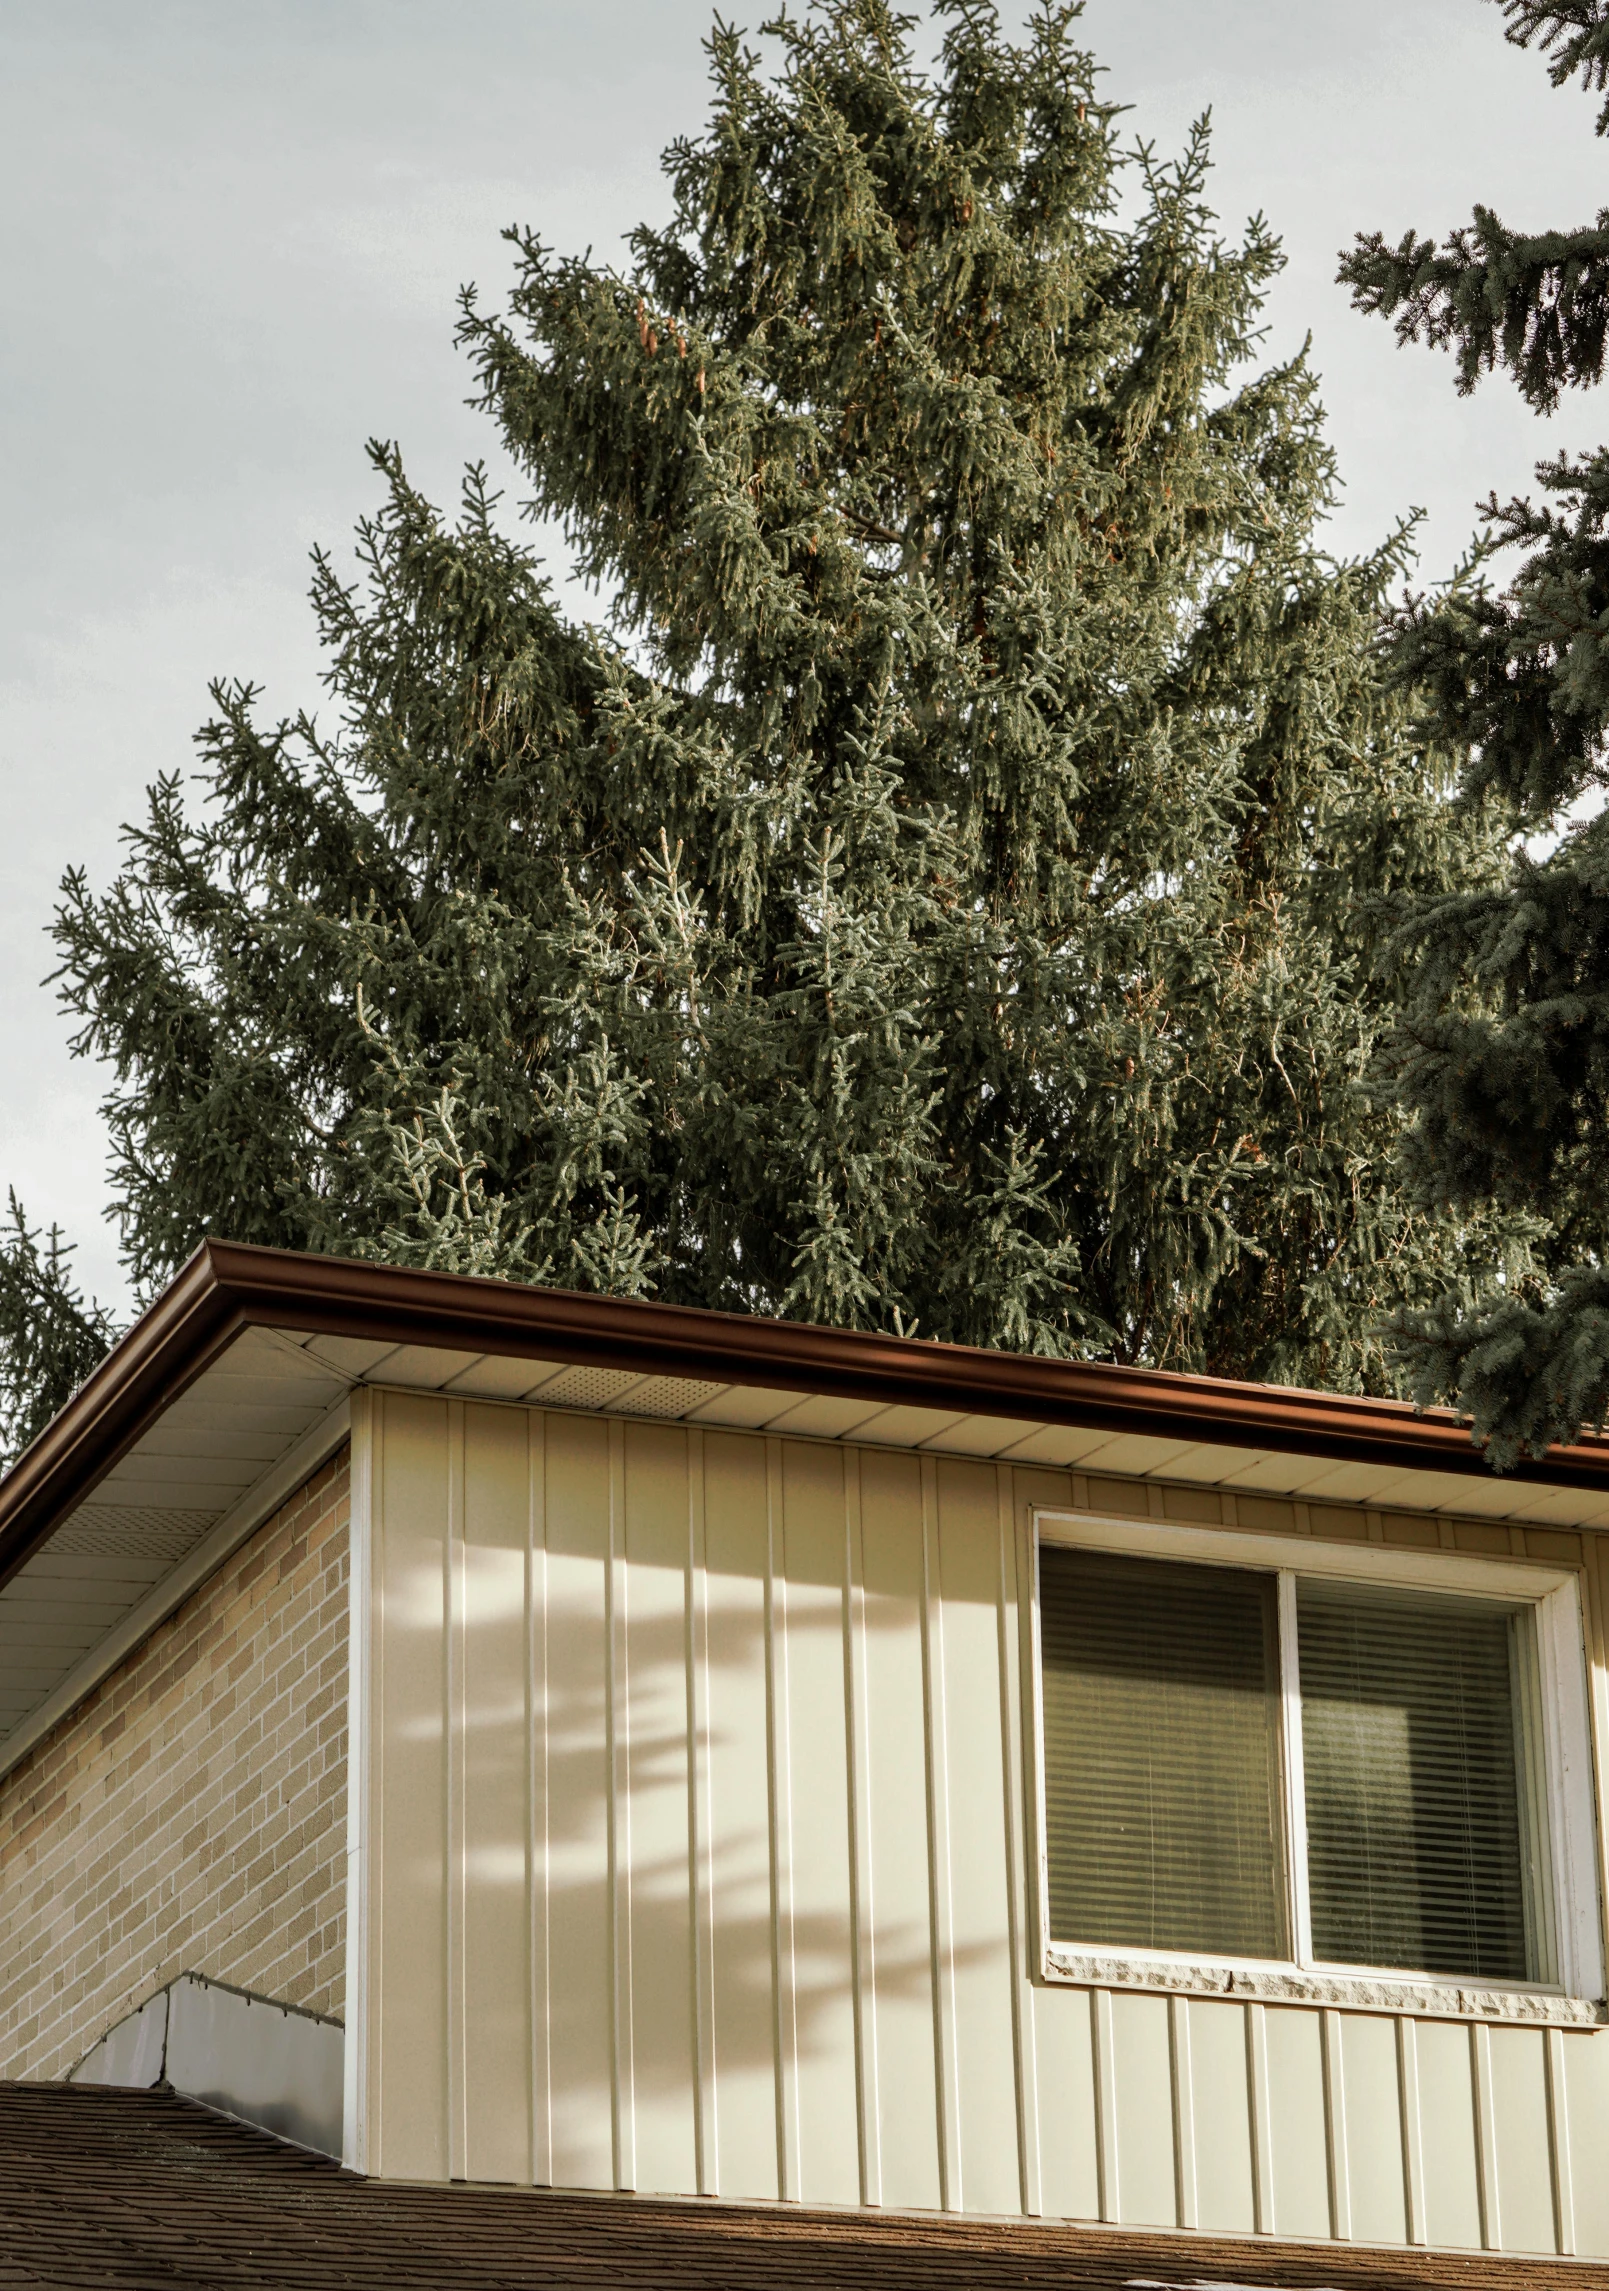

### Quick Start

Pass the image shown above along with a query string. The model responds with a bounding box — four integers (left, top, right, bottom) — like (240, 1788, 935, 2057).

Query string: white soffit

(1060, 1431, 1201, 1478)
(0, 1328, 351, 1774)
(267, 1327, 1609, 1528)
(758, 1391, 893, 1440)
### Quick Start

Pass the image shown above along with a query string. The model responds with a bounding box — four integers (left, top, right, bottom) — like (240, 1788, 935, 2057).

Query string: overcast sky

(2, 0, 1603, 1312)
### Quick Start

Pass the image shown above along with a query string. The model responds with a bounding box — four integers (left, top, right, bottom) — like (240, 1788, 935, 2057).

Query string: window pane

(1297, 1584, 1538, 1981)
(1040, 1547, 1286, 1958)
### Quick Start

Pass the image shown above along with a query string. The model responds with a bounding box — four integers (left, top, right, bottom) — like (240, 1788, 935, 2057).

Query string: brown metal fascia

(202, 1241, 1609, 1490)
(6, 1237, 1609, 1590)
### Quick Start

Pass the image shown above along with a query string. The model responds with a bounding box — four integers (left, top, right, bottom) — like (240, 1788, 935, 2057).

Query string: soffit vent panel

(534, 1366, 650, 1413)
(51, 1508, 221, 1560)
(614, 1378, 728, 1420)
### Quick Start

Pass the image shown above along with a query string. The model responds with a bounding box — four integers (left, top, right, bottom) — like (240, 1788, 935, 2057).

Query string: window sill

(1042, 1945, 1607, 2027)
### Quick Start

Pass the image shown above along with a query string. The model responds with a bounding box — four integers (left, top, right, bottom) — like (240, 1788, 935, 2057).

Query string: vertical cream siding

(349, 1390, 1609, 2255)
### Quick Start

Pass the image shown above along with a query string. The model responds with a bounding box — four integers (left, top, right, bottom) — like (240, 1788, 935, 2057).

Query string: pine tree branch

(0, 1194, 117, 1469)
(1340, 212, 1609, 413)
(1499, 0, 1609, 131)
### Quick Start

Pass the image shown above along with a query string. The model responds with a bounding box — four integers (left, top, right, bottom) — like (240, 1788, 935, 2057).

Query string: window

(1041, 1550, 1287, 1960)
(1034, 1519, 1601, 2000)
(1296, 1581, 1545, 1982)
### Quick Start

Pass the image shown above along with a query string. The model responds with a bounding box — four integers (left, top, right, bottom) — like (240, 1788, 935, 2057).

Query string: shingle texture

(0, 1454, 349, 2080)
(0, 2082, 1600, 2291)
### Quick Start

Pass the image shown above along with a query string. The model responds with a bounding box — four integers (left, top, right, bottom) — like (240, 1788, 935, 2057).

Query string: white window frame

(1031, 1509, 1605, 2020)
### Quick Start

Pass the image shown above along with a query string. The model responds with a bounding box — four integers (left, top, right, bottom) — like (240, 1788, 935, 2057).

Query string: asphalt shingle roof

(0, 2081, 1597, 2291)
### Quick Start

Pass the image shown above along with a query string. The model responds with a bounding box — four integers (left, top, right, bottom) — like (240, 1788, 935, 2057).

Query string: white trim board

(341, 1387, 373, 2175)
(1036, 1506, 1576, 1598)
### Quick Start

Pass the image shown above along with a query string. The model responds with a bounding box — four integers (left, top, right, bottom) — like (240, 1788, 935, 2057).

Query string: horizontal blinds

(1297, 1584, 1535, 1982)
(1039, 1547, 1285, 1959)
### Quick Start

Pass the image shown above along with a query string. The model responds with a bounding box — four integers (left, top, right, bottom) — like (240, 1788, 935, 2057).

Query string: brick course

(0, 1451, 349, 2080)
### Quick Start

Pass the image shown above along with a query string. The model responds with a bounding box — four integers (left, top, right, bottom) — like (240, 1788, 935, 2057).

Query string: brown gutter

(5, 1237, 1609, 1590)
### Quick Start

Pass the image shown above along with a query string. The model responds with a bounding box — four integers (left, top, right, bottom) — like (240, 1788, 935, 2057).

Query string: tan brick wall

(0, 1449, 349, 2081)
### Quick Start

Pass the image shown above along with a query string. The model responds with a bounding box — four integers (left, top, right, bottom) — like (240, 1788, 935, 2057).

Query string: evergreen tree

(1340, 0, 1609, 1463)
(0, 1196, 116, 1469)
(6, 2, 1506, 1446)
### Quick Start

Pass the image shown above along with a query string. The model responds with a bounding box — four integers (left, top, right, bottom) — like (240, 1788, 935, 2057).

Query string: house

(4, 1239, 1609, 2273)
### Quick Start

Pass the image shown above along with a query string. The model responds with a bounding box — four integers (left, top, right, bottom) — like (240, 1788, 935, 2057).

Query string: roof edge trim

(5, 1238, 1609, 1584)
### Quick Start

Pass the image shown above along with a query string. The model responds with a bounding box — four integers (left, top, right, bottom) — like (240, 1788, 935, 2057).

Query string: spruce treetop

(0, 1, 1511, 1454)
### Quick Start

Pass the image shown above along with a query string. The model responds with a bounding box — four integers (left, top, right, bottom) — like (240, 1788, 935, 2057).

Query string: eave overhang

(10, 1237, 1609, 1590)
(6, 1237, 1609, 1777)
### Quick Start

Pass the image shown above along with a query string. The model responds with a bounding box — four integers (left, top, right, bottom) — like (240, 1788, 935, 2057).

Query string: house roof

(6, 1238, 1609, 1776)
(0, 2081, 1595, 2291)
